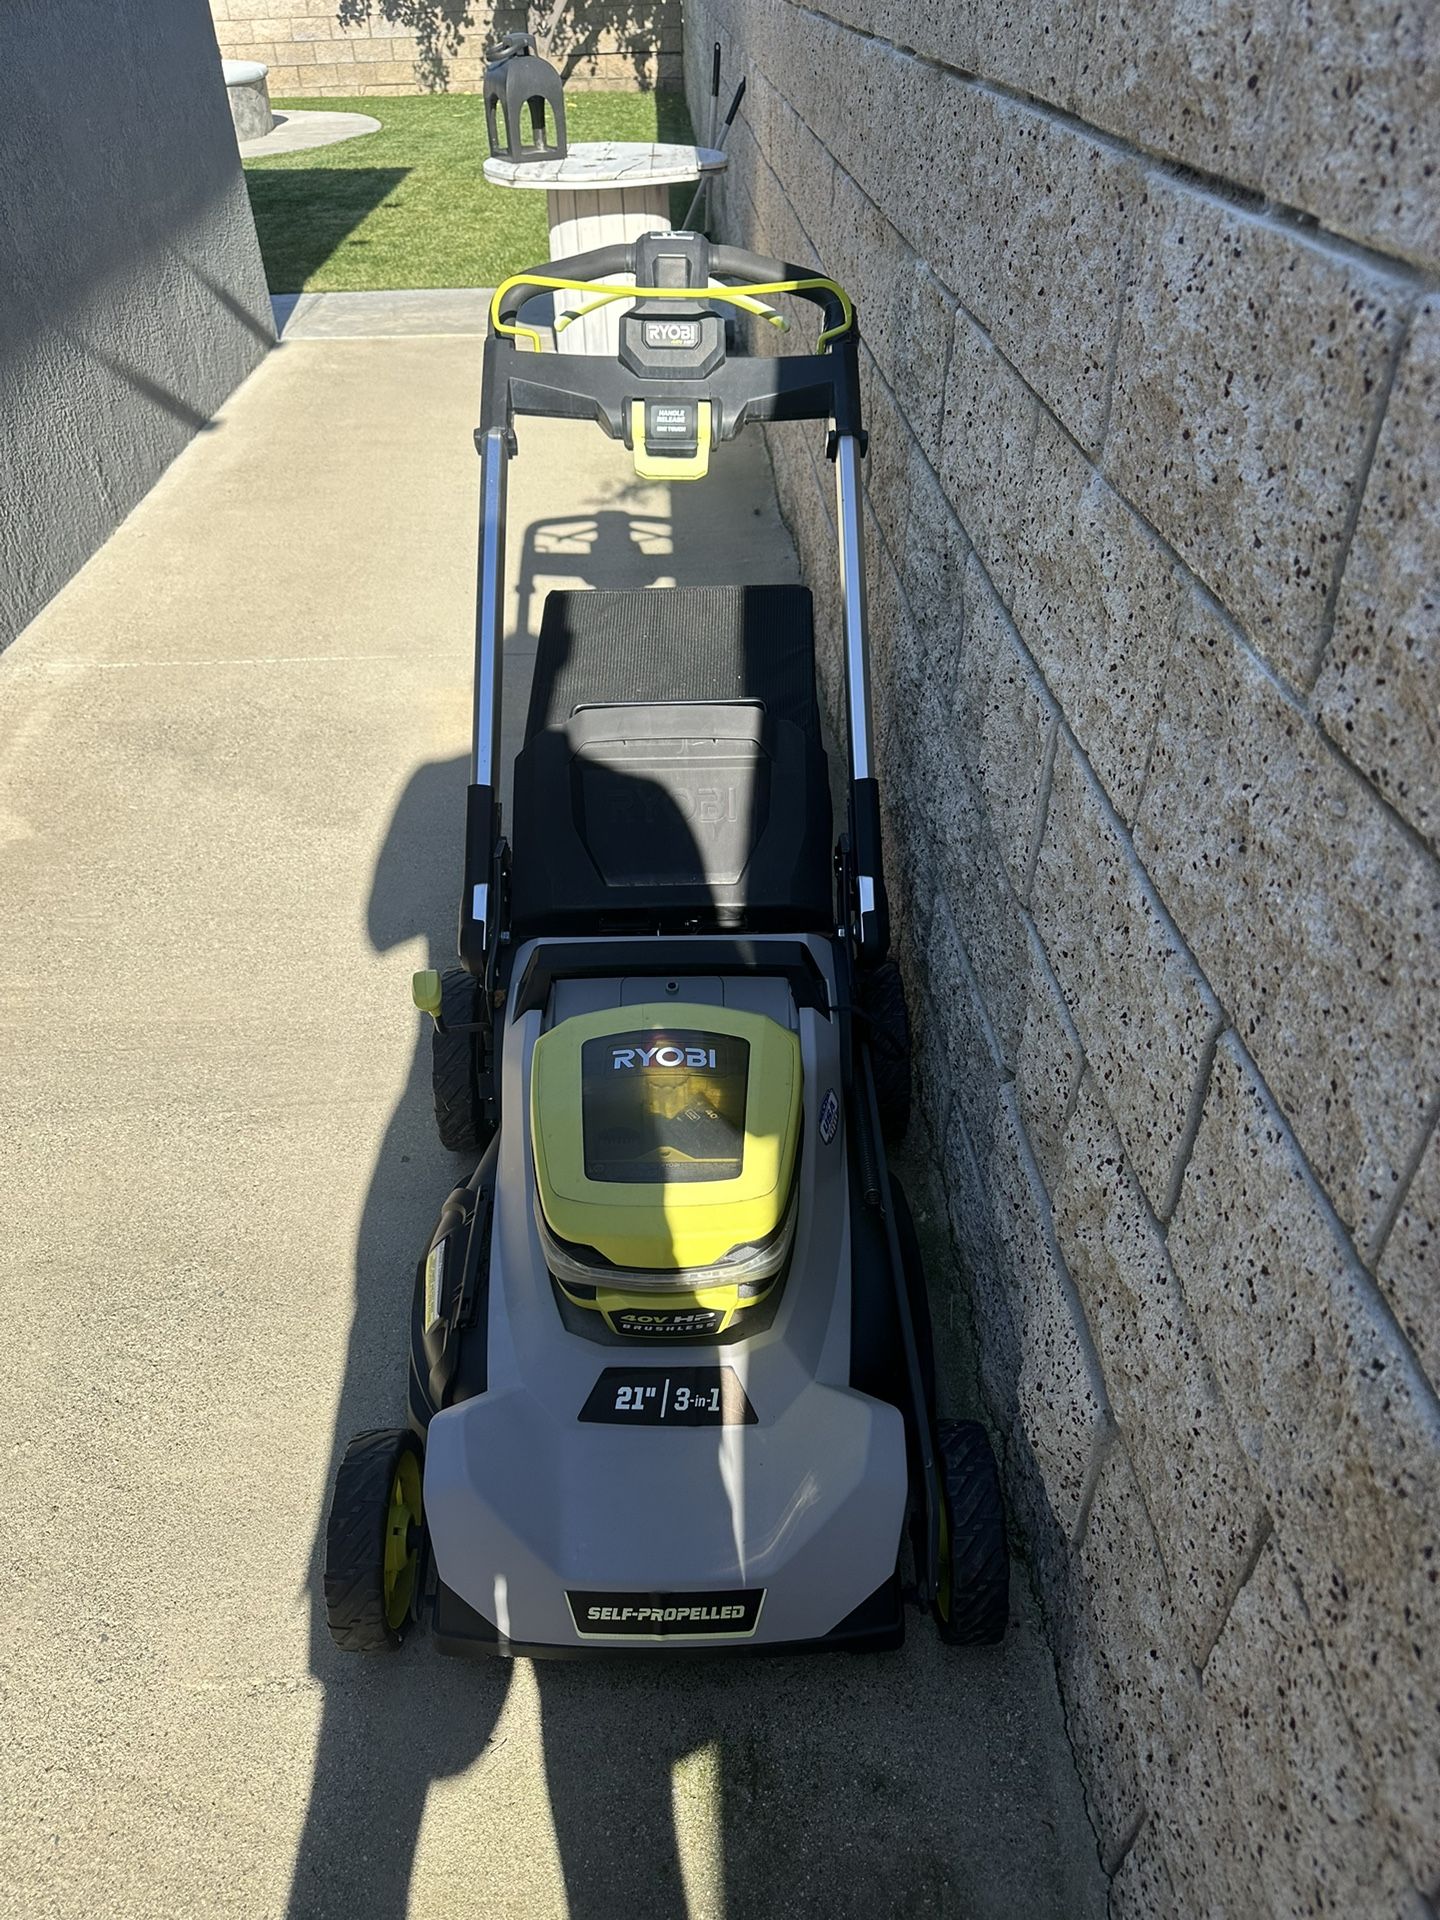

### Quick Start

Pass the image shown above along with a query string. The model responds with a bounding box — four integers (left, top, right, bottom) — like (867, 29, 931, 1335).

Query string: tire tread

(860, 961, 912, 1143)
(432, 969, 486, 1154)
(323, 1429, 419, 1653)
(935, 1417, 1009, 1646)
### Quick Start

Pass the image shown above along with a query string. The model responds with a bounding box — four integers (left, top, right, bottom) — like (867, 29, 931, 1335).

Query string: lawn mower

(322, 229, 1009, 1655)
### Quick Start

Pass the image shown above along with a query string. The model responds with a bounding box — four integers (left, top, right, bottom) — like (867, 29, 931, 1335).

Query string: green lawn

(244, 92, 695, 292)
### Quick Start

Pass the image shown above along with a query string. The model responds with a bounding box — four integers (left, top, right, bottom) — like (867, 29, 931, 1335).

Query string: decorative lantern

(484, 32, 567, 164)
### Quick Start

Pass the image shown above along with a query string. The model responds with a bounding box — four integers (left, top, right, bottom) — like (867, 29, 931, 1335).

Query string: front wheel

(323, 1429, 425, 1652)
(933, 1418, 1009, 1646)
(431, 968, 493, 1154)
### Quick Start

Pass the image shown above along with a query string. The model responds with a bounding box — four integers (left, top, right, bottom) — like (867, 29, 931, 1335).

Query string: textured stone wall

(684, 3, 1439, 1911)
(0, 0, 272, 650)
(210, 0, 681, 95)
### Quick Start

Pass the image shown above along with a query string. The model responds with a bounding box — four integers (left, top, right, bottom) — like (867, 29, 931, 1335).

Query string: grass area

(244, 91, 695, 292)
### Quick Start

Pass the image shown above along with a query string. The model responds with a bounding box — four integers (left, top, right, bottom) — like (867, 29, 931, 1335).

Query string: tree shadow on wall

(335, 0, 473, 89)
(332, 2, 675, 92)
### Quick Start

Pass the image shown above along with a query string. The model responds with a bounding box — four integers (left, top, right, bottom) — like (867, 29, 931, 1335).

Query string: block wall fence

(684, 3, 1439, 1912)
(209, 0, 681, 95)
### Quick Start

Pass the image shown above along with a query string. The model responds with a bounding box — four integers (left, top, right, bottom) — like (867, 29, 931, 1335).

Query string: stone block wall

(210, 0, 681, 95)
(683, 3, 1440, 1911)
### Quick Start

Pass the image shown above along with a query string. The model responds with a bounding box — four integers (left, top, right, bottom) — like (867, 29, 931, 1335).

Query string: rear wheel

(324, 1429, 424, 1652)
(933, 1418, 1009, 1646)
(432, 968, 492, 1154)
(890, 1176, 937, 1415)
(860, 960, 912, 1143)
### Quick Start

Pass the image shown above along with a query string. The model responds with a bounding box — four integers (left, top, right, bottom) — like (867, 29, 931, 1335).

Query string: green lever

(412, 969, 443, 1023)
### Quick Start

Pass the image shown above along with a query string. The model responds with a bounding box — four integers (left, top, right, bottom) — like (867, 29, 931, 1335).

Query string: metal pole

(833, 432, 873, 786)
(704, 41, 721, 148)
(681, 76, 745, 232)
(473, 429, 509, 794)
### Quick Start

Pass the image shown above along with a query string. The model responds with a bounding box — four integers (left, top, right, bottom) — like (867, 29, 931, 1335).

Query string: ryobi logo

(612, 1043, 718, 1069)
(642, 319, 701, 349)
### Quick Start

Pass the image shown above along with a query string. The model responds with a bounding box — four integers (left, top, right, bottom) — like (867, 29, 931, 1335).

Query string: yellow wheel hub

(382, 1450, 423, 1631)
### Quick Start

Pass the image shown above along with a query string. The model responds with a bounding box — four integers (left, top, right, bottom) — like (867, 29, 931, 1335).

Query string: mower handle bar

(492, 239, 852, 344)
(467, 236, 885, 972)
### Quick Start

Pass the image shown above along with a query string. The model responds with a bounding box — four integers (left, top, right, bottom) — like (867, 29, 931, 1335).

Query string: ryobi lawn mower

(322, 228, 1009, 1655)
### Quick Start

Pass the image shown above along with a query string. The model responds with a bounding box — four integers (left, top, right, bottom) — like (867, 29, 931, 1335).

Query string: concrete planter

(222, 58, 271, 142)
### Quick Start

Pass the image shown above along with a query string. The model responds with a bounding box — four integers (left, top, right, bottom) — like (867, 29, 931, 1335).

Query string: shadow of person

(285, 751, 513, 1920)
(287, 491, 832, 1920)
(286, 739, 739, 1920)
(536, 1652, 767, 1920)
(504, 540, 830, 1920)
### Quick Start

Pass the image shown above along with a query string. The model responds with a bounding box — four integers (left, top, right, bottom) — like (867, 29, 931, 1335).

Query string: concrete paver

(0, 329, 1106, 1920)
(240, 110, 382, 159)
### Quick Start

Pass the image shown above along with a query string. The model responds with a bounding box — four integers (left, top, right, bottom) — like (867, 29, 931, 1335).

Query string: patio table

(482, 141, 728, 353)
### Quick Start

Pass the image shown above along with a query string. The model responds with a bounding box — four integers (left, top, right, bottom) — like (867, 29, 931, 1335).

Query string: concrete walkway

(0, 322, 1106, 1920)
(273, 288, 492, 338)
(240, 108, 381, 159)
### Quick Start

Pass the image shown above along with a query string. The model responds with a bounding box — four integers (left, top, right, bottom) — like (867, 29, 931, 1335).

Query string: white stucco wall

(1, 0, 273, 648)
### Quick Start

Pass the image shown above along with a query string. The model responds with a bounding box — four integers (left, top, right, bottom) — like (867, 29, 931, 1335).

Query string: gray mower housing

(421, 942, 909, 1651)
